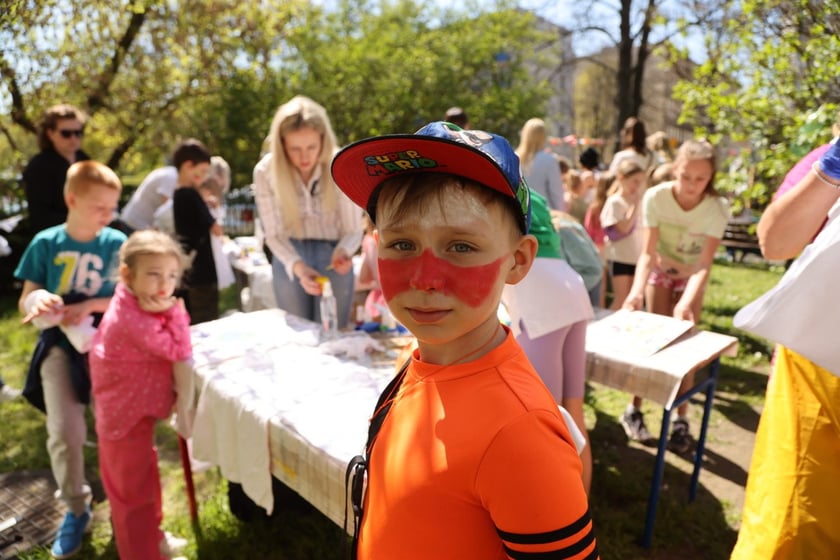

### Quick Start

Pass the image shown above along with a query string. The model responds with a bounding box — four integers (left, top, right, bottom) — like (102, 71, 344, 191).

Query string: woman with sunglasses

(22, 104, 90, 236)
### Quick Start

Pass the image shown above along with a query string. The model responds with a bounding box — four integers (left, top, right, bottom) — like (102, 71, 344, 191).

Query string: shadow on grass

(588, 409, 737, 559)
(192, 480, 344, 560)
(715, 364, 767, 401)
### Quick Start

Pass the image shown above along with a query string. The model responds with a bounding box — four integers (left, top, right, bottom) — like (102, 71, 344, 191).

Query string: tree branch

(87, 9, 147, 114)
(0, 121, 21, 154)
(0, 52, 36, 134)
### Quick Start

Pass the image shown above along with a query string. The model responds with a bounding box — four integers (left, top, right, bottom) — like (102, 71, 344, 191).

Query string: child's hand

(622, 292, 644, 311)
(22, 291, 64, 324)
(673, 301, 695, 323)
(138, 295, 177, 313)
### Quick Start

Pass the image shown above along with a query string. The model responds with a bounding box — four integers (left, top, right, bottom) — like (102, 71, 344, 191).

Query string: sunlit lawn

(1, 258, 783, 559)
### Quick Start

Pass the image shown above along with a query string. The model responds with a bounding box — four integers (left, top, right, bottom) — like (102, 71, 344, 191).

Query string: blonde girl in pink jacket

(90, 230, 193, 560)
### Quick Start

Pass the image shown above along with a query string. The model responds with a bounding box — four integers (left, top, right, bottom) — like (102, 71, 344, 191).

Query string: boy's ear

(505, 234, 537, 285)
(65, 191, 76, 209)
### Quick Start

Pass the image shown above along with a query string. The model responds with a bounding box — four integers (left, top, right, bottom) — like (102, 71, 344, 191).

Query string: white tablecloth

(189, 310, 398, 521)
(188, 307, 738, 527)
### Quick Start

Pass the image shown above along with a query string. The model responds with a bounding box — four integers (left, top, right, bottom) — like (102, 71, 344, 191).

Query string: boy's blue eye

(391, 240, 414, 252)
(451, 242, 474, 253)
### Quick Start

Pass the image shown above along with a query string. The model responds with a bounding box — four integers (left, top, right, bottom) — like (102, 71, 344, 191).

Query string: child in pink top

(90, 230, 193, 560)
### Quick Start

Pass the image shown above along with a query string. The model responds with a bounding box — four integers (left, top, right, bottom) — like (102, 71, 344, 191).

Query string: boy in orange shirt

(332, 122, 599, 559)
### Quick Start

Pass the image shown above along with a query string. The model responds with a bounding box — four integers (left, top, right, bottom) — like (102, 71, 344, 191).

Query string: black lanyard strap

(344, 358, 411, 559)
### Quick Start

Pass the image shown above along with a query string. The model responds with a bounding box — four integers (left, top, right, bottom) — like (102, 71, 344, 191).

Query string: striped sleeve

(477, 410, 600, 560)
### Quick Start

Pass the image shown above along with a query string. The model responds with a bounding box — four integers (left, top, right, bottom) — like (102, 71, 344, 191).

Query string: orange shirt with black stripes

(358, 330, 599, 559)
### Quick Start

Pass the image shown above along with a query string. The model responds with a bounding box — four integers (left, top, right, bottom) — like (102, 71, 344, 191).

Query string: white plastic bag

(734, 201, 840, 375)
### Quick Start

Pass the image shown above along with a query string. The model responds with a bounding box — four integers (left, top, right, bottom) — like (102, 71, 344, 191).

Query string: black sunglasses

(58, 129, 84, 138)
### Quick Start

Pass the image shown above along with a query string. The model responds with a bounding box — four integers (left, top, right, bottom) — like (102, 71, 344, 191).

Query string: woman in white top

(515, 118, 565, 211)
(608, 117, 654, 174)
(253, 96, 362, 327)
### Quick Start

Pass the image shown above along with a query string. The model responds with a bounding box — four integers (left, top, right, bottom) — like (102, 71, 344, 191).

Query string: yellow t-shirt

(642, 182, 729, 276)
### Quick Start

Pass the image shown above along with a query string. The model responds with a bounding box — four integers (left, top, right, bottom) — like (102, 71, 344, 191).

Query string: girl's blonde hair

(675, 139, 717, 195)
(268, 95, 339, 237)
(515, 118, 548, 175)
(120, 230, 189, 277)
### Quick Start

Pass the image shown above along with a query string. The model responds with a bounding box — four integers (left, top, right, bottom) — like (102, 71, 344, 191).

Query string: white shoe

(0, 384, 21, 403)
(159, 531, 189, 558)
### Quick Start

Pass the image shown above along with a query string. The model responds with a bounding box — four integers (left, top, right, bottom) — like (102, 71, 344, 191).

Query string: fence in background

(223, 185, 257, 237)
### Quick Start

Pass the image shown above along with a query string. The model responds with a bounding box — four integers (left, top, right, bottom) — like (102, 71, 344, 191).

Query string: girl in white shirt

(600, 160, 646, 310)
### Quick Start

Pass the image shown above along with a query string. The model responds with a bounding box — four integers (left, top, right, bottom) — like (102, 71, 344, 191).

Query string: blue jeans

(271, 239, 355, 328)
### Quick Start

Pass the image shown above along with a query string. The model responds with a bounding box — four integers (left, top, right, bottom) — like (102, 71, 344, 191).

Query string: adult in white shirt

(120, 166, 177, 232)
(252, 96, 361, 327)
(515, 118, 565, 211)
(120, 140, 210, 232)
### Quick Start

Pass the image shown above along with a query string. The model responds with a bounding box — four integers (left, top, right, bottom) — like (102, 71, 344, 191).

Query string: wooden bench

(720, 221, 762, 262)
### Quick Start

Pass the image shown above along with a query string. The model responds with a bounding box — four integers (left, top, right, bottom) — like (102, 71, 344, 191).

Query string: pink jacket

(90, 283, 193, 441)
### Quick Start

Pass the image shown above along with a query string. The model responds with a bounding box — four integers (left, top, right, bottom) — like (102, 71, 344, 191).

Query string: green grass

(0, 263, 784, 559)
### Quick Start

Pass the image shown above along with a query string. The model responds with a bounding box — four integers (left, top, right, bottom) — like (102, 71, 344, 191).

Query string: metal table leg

(641, 358, 720, 548)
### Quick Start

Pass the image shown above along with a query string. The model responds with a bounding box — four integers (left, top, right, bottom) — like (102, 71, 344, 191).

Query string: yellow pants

(731, 346, 840, 559)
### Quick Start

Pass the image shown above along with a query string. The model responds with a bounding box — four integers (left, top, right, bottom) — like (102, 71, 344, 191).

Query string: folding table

(585, 309, 739, 548)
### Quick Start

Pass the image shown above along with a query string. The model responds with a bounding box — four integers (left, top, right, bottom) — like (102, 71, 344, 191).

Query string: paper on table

(586, 309, 693, 360)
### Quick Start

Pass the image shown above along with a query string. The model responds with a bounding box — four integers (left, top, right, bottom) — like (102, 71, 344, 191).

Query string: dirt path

(586, 362, 768, 558)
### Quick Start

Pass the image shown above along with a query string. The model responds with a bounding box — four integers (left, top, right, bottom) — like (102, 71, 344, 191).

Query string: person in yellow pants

(731, 346, 840, 559)
(732, 130, 840, 558)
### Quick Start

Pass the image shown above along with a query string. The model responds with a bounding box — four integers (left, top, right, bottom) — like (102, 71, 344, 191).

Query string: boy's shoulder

(28, 225, 126, 248)
(469, 336, 559, 412)
(97, 226, 128, 245)
(25, 224, 67, 247)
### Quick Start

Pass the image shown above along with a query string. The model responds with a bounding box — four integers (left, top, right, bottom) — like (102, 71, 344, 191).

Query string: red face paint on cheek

(377, 250, 504, 307)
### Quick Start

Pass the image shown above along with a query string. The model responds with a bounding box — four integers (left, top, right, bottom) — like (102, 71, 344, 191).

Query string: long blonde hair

(268, 95, 339, 236)
(515, 118, 548, 175)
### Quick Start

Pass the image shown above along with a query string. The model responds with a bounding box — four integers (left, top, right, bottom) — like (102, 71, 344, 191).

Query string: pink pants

(98, 417, 166, 560)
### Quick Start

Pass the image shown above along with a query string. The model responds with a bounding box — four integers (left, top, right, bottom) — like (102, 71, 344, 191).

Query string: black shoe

(668, 418, 692, 454)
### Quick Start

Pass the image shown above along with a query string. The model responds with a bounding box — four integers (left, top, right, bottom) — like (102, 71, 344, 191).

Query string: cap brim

(331, 134, 515, 212)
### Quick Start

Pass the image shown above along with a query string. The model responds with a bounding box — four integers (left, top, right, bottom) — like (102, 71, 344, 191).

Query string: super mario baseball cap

(331, 121, 531, 233)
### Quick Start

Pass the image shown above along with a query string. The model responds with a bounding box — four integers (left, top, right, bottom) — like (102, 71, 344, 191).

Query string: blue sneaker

(51, 508, 91, 559)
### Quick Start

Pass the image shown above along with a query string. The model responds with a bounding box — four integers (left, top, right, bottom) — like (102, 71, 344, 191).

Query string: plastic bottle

(320, 279, 339, 339)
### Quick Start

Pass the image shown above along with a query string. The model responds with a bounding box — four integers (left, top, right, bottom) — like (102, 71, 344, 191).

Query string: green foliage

(286, 0, 551, 144)
(1, 1, 554, 191)
(674, 0, 840, 209)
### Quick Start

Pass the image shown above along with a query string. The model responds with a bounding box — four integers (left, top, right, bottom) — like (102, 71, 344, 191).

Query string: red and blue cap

(331, 121, 531, 233)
